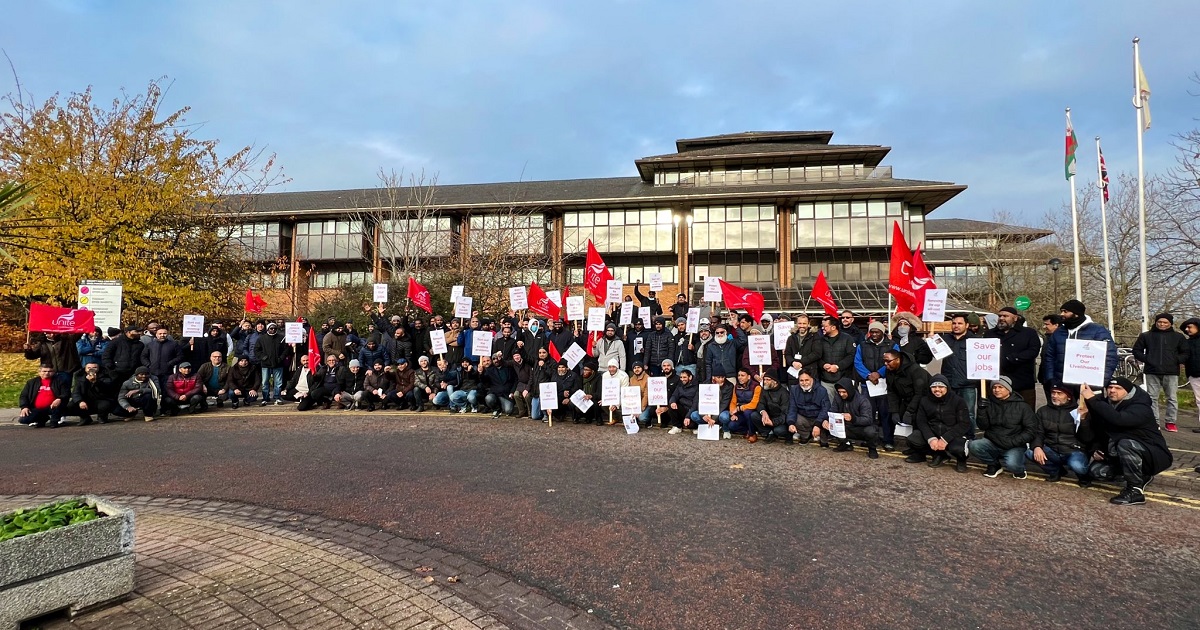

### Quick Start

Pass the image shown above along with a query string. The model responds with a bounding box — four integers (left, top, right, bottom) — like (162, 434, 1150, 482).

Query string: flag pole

(1096, 136, 1116, 329)
(1133, 37, 1150, 332)
(1066, 108, 1083, 301)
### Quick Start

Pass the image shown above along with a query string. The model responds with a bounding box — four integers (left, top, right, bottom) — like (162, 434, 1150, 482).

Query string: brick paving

(0, 495, 607, 630)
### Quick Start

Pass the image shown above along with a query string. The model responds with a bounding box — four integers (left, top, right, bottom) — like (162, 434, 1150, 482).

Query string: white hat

(699, 317, 711, 325)
(606, 358, 619, 368)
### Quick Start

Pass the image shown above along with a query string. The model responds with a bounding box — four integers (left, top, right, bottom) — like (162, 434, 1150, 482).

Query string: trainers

(983, 464, 1003, 478)
(1165, 422, 1178, 432)
(1012, 471, 1027, 480)
(722, 431, 731, 440)
(882, 443, 895, 452)
(492, 410, 501, 419)
(458, 408, 468, 414)
(274, 399, 284, 406)
(260, 400, 268, 407)
(833, 442, 853, 453)
(1077, 474, 1093, 488)
(1045, 473, 1062, 483)
(668, 426, 682, 435)
(231, 401, 239, 409)
(1110, 486, 1146, 506)
(145, 416, 155, 422)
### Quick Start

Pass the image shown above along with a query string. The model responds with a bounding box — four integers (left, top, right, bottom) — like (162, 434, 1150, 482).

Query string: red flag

(560, 285, 570, 321)
(28, 302, 95, 334)
(245, 290, 267, 314)
(407, 277, 433, 313)
(583, 239, 613, 303)
(548, 342, 562, 363)
(718, 279, 765, 323)
(527, 282, 561, 320)
(909, 245, 937, 315)
(810, 271, 840, 317)
(307, 324, 321, 371)
(887, 222, 919, 313)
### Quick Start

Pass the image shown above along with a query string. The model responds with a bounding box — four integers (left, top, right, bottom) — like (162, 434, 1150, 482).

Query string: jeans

(751, 412, 789, 438)
(19, 407, 65, 427)
(1143, 373, 1178, 425)
(484, 393, 514, 415)
(227, 389, 259, 405)
(955, 387, 979, 438)
(1026, 445, 1089, 477)
(261, 367, 284, 401)
(531, 396, 544, 420)
(688, 410, 730, 429)
(637, 406, 655, 426)
(433, 386, 455, 408)
(449, 389, 478, 411)
(729, 410, 756, 435)
(969, 437, 1025, 474)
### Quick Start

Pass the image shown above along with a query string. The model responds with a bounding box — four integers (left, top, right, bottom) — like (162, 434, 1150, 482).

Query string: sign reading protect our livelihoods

(77, 280, 122, 333)
(1062, 339, 1110, 386)
(966, 338, 1001, 381)
(703, 276, 722, 303)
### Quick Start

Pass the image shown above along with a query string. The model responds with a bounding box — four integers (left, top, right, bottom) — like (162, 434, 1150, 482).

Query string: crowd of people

(18, 289, 1198, 506)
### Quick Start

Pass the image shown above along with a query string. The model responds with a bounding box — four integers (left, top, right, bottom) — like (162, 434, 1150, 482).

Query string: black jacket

(552, 370, 582, 404)
(103, 335, 148, 375)
(1084, 387, 1172, 474)
(226, 363, 262, 392)
(818, 332, 856, 384)
(988, 322, 1041, 391)
(1132, 327, 1189, 375)
(336, 367, 366, 394)
(892, 332, 934, 366)
(939, 331, 975, 389)
(70, 374, 111, 407)
(832, 377, 873, 428)
(1182, 318, 1200, 378)
(978, 392, 1037, 450)
(913, 390, 970, 443)
(19, 375, 70, 409)
(886, 354, 929, 422)
(254, 332, 288, 369)
(1032, 399, 1095, 453)
(784, 331, 823, 379)
(756, 384, 792, 420)
(669, 378, 698, 412)
(24, 335, 82, 374)
(146, 338, 182, 378)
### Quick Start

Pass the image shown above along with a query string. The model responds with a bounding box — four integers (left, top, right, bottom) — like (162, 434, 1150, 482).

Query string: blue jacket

(786, 383, 831, 424)
(1040, 316, 1118, 385)
(76, 335, 108, 368)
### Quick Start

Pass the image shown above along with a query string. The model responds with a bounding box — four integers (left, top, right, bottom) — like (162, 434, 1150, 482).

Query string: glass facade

(567, 264, 679, 285)
(793, 261, 889, 283)
(654, 164, 891, 187)
(224, 222, 288, 262)
(691, 205, 776, 251)
(932, 264, 989, 290)
(692, 263, 778, 284)
(295, 220, 366, 261)
(925, 237, 997, 250)
(309, 268, 373, 289)
(793, 200, 917, 249)
(563, 209, 675, 254)
(468, 214, 546, 256)
(249, 270, 290, 289)
(379, 216, 458, 260)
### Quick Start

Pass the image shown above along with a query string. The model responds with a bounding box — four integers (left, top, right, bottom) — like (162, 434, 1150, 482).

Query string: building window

(308, 268, 373, 289)
(295, 220, 366, 261)
(691, 205, 776, 251)
(793, 200, 908, 249)
(567, 265, 679, 285)
(655, 164, 888, 187)
(563, 209, 674, 254)
(794, 262, 888, 283)
(469, 213, 546, 256)
(249, 271, 290, 289)
(379, 216, 457, 261)
(225, 222, 288, 262)
(692, 263, 778, 284)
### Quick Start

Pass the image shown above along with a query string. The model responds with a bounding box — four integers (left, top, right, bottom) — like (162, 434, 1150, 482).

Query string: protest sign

(450, 285, 464, 304)
(698, 384, 721, 415)
(619, 301, 634, 326)
(284, 322, 305, 343)
(601, 379, 621, 406)
(926, 335, 953, 360)
(697, 424, 720, 441)
(566, 296, 585, 321)
(685, 308, 700, 334)
(1063, 339, 1110, 386)
(921, 289, 948, 322)
(539, 383, 559, 409)
(621, 386, 642, 415)
(827, 411, 847, 439)
(508, 286, 528, 311)
(77, 280, 122, 333)
(606, 280, 623, 304)
(638, 307, 651, 328)
(587, 307, 607, 332)
(647, 377, 668, 405)
(563, 343, 586, 369)
(703, 276, 722, 302)
(429, 329, 447, 355)
(373, 283, 388, 303)
(866, 378, 888, 397)
(966, 338, 1001, 381)
(570, 389, 593, 412)
(454, 296, 473, 319)
(649, 273, 663, 292)
(748, 335, 772, 365)
(182, 315, 205, 338)
(471, 330, 494, 358)
(546, 290, 562, 307)
(773, 320, 794, 350)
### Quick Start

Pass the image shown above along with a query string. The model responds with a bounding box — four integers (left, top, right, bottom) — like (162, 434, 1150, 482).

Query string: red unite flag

(407, 277, 433, 313)
(583, 240, 614, 303)
(28, 302, 95, 334)
(718, 279, 765, 323)
(887, 222, 919, 313)
(307, 324, 321, 371)
(909, 245, 937, 315)
(245, 289, 267, 314)
(527, 282, 561, 320)
(810, 271, 840, 318)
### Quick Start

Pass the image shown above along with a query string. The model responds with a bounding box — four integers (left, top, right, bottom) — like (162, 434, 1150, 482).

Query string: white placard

(634, 337, 644, 355)
(508, 286, 528, 311)
(866, 378, 888, 397)
(284, 322, 305, 343)
(638, 307, 651, 328)
(649, 273, 663, 292)
(182, 315, 205, 338)
(698, 384, 721, 415)
(894, 423, 913, 437)
(703, 276, 723, 303)
(601, 378, 621, 406)
(429, 329, 448, 355)
(563, 343, 586, 370)
(926, 335, 954, 361)
(647, 377, 668, 405)
(373, 283, 388, 303)
(570, 389, 593, 412)
(450, 285, 464, 304)
(566, 296, 585, 321)
(697, 424, 721, 441)
(454, 296, 473, 319)
(621, 386, 642, 415)
(624, 416, 640, 434)
(773, 321, 794, 351)
(1063, 339, 1110, 386)
(686, 308, 701, 334)
(471, 330, 494, 358)
(619, 301, 634, 326)
(921, 289, 948, 322)
(827, 411, 847, 439)
(539, 383, 559, 409)
(77, 280, 123, 333)
(587, 307, 607, 332)
(748, 335, 772, 366)
(966, 338, 1001, 381)
(546, 290, 562, 307)
(606, 280, 623, 305)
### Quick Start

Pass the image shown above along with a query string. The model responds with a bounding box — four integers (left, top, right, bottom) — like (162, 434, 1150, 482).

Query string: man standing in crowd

(784, 314, 822, 383)
(255, 322, 288, 406)
(940, 314, 977, 438)
(838, 310, 864, 343)
(645, 317, 673, 376)
(989, 307, 1041, 411)
(1182, 318, 1200, 433)
(19, 364, 70, 428)
(595, 323, 627, 371)
(1082, 377, 1173, 505)
(704, 325, 739, 386)
(1132, 313, 1189, 432)
(1041, 299, 1118, 393)
(672, 318, 698, 378)
(146, 326, 182, 394)
(104, 326, 149, 386)
(24, 331, 81, 386)
(818, 316, 856, 400)
(854, 321, 891, 439)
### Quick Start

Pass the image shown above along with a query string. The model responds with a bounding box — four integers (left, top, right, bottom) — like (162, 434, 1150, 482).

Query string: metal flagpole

(1096, 136, 1115, 329)
(1133, 37, 1150, 332)
(1067, 109, 1083, 301)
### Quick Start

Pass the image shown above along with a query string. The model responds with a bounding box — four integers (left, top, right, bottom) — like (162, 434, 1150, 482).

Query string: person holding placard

(1132, 313, 1189, 432)
(1026, 383, 1095, 484)
(1040, 300, 1117, 394)
(528, 347, 556, 421)
(624, 318, 648, 370)
(969, 376, 1036, 479)
(627, 362, 653, 426)
(904, 375, 970, 471)
(987, 307, 1041, 411)
(829, 378, 879, 459)
(854, 321, 892, 445)
(753, 369, 792, 442)
(645, 317, 673, 377)
(456, 316, 486, 364)
(730, 367, 762, 440)
(1080, 377, 1173, 505)
(883, 350, 928, 449)
(633, 283, 663, 318)
(783, 315, 822, 384)
(664, 368, 698, 434)
(578, 361, 602, 424)
(939, 314, 978, 437)
(480, 355, 516, 418)
(601, 359, 630, 424)
(786, 371, 831, 445)
(739, 326, 779, 383)
(672, 318, 698, 378)
(890, 312, 933, 366)
(552, 360, 583, 423)
(669, 293, 690, 321)
(360, 359, 393, 411)
(688, 366, 734, 438)
(818, 317, 857, 400)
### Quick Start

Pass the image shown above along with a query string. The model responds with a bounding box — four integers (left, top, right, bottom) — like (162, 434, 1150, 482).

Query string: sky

(4, 0, 1198, 224)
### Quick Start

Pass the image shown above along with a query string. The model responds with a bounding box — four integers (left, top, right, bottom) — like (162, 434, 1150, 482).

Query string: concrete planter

(0, 496, 135, 630)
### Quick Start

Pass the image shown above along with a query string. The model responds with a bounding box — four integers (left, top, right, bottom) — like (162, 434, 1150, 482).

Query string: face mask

(715, 334, 728, 344)
(529, 323, 540, 334)
(897, 325, 910, 336)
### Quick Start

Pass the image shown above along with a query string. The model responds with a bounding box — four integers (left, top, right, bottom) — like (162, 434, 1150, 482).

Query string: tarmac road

(2, 411, 1198, 629)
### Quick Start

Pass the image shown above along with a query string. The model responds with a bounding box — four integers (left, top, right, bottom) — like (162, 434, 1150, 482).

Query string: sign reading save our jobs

(966, 338, 1001, 381)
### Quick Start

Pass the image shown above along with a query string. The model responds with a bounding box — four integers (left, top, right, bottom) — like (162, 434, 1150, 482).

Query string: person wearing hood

(321, 322, 350, 361)
(358, 337, 391, 374)
(1182, 317, 1200, 432)
(754, 368, 792, 442)
(578, 361, 602, 424)
(551, 359, 584, 423)
(1132, 312, 1189, 432)
(883, 349, 929, 450)
(1027, 382, 1096, 485)
(891, 313, 933, 366)
(829, 377, 879, 458)
(664, 367, 699, 434)
(255, 322, 289, 406)
(988, 307, 1042, 411)
(739, 326, 780, 383)
(969, 376, 1037, 479)
(645, 317, 674, 376)
(1040, 299, 1118, 391)
(787, 371, 831, 445)
(905, 374, 970, 471)
(1081, 376, 1174, 505)
(595, 322, 628, 372)
(76, 327, 109, 370)
(854, 320, 892, 443)
(704, 325, 740, 384)
(688, 366, 735, 438)
(624, 318, 649, 370)
(225, 355, 262, 408)
(115, 366, 159, 422)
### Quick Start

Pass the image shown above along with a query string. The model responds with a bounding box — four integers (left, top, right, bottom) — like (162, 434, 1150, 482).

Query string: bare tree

(946, 210, 1062, 313)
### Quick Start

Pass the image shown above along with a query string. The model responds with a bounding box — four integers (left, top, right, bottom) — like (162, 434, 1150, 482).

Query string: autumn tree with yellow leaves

(0, 78, 285, 325)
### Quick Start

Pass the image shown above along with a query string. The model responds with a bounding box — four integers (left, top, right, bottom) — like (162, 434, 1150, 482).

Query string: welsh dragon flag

(1065, 110, 1078, 180)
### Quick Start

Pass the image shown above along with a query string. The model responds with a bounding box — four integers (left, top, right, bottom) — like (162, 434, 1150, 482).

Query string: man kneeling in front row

(905, 374, 970, 472)
(1081, 377, 1174, 506)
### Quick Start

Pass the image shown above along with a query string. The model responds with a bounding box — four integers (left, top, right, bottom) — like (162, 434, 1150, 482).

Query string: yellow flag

(1137, 59, 1151, 131)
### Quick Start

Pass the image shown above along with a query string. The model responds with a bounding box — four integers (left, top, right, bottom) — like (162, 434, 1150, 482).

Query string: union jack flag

(1099, 146, 1110, 203)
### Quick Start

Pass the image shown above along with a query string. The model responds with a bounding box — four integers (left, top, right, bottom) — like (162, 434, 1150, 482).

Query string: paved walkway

(0, 496, 605, 630)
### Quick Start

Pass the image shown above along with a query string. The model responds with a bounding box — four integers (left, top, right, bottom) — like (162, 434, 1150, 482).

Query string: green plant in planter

(0, 500, 102, 542)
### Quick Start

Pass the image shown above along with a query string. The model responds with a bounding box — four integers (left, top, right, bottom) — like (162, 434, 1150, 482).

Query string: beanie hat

(993, 375, 1014, 393)
(606, 358, 619, 368)
(868, 321, 887, 333)
(967, 313, 981, 327)
(929, 374, 949, 389)
(749, 326, 765, 335)
(1107, 376, 1135, 393)
(711, 366, 727, 378)
(134, 366, 150, 375)
(1060, 299, 1086, 316)
(998, 306, 1019, 316)
(348, 359, 361, 368)
(1154, 312, 1173, 324)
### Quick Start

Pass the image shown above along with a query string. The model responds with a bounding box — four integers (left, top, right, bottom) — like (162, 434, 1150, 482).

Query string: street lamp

(1048, 257, 1062, 308)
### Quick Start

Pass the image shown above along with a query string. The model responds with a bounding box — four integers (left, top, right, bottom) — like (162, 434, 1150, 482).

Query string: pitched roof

(925, 218, 1051, 238)
(634, 142, 890, 180)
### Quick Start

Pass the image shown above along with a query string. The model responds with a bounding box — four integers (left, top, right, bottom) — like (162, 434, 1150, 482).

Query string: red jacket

(166, 373, 202, 398)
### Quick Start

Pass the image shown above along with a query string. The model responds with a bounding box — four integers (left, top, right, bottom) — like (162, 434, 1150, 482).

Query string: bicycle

(1114, 348, 1143, 384)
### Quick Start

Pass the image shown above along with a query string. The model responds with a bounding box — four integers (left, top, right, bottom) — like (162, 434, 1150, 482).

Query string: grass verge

(0, 353, 39, 407)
